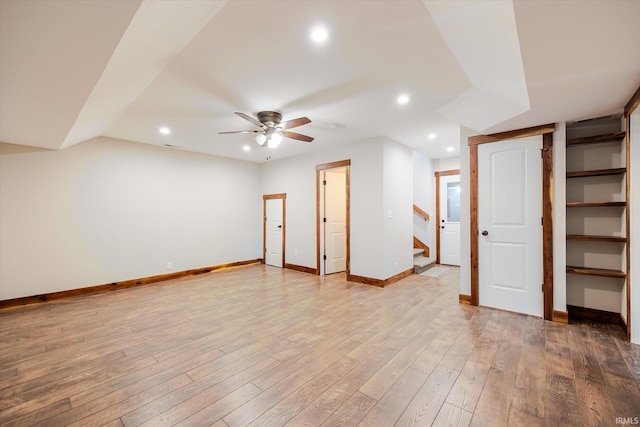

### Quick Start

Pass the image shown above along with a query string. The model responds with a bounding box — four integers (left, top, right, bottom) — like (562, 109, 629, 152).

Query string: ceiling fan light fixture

(268, 132, 283, 148)
(255, 133, 267, 146)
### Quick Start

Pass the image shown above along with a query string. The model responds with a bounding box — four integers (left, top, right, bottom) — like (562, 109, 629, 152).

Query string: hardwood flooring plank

(506, 406, 545, 427)
(393, 365, 459, 427)
(431, 402, 472, 427)
(543, 374, 580, 426)
(445, 344, 497, 413)
(286, 346, 397, 427)
(358, 367, 428, 426)
(320, 391, 376, 427)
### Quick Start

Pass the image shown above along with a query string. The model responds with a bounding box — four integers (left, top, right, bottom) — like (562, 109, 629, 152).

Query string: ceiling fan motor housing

(257, 111, 282, 127)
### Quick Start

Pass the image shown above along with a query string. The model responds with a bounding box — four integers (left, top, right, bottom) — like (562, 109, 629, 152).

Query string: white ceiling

(1, 0, 639, 163)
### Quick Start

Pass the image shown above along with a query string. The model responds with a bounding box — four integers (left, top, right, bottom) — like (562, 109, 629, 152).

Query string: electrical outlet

(166, 261, 172, 270)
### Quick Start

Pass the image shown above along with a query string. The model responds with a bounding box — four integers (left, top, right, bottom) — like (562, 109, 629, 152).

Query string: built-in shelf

(566, 234, 627, 242)
(566, 168, 626, 178)
(566, 201, 626, 208)
(566, 265, 626, 278)
(566, 131, 626, 146)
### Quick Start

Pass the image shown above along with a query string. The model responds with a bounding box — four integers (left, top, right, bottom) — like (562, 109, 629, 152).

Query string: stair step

(413, 257, 435, 274)
(413, 248, 425, 257)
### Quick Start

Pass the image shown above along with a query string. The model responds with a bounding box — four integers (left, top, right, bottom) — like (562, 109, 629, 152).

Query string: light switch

(386, 210, 393, 219)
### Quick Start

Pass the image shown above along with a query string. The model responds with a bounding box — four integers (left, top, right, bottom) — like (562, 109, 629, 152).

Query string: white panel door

(324, 169, 346, 274)
(440, 174, 461, 266)
(265, 198, 283, 268)
(478, 136, 543, 317)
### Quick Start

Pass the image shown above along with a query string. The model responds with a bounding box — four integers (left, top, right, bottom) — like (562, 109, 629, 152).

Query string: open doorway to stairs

(316, 160, 350, 276)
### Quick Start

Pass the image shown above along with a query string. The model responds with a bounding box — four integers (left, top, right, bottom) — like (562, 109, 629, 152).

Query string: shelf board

(567, 131, 626, 146)
(566, 201, 626, 208)
(566, 234, 627, 242)
(566, 265, 626, 278)
(566, 168, 626, 178)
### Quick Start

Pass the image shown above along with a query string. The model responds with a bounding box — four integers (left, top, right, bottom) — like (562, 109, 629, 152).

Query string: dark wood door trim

(263, 193, 286, 267)
(469, 126, 555, 320)
(434, 169, 460, 265)
(316, 160, 351, 277)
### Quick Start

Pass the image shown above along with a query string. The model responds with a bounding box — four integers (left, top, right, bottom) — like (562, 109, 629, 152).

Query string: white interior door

(265, 198, 283, 268)
(439, 174, 461, 266)
(478, 136, 543, 317)
(324, 169, 346, 274)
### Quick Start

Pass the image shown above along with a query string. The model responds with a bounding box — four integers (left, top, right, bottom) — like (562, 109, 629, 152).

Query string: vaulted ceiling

(1, 0, 639, 163)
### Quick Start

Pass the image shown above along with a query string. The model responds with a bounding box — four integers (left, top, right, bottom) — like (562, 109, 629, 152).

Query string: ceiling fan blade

(235, 112, 264, 128)
(281, 130, 314, 142)
(280, 116, 311, 130)
(218, 130, 260, 134)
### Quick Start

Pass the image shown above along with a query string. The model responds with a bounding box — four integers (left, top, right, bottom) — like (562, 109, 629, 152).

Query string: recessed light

(446, 146, 454, 153)
(243, 145, 251, 152)
(310, 25, 329, 44)
(159, 126, 170, 135)
(428, 133, 437, 140)
(397, 94, 410, 105)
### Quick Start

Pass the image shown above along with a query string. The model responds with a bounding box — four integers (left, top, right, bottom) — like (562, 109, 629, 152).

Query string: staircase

(413, 248, 435, 274)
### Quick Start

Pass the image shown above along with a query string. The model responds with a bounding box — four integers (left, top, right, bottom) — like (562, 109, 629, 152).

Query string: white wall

(261, 136, 414, 280)
(383, 141, 414, 277)
(553, 123, 567, 312)
(434, 156, 461, 172)
(459, 127, 474, 296)
(630, 110, 640, 344)
(412, 151, 435, 263)
(0, 137, 262, 300)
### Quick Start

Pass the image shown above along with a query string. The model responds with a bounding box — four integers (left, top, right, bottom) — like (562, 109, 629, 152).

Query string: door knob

(277, 225, 282, 229)
(482, 230, 488, 236)
(441, 225, 445, 229)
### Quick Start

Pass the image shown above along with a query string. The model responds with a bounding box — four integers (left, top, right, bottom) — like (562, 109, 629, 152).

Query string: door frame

(263, 193, 286, 267)
(316, 159, 351, 276)
(435, 169, 460, 265)
(468, 123, 555, 320)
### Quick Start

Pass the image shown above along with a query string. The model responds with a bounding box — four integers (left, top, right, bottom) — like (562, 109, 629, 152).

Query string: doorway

(435, 170, 461, 266)
(316, 160, 350, 276)
(263, 194, 285, 268)
(469, 124, 554, 320)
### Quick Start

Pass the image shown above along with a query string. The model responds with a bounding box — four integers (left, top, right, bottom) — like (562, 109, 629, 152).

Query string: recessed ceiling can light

(446, 146, 454, 152)
(310, 25, 329, 44)
(428, 133, 437, 140)
(397, 94, 410, 105)
(243, 145, 251, 152)
(159, 126, 170, 135)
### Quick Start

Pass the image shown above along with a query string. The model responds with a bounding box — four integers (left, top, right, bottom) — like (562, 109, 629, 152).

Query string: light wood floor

(1, 264, 639, 426)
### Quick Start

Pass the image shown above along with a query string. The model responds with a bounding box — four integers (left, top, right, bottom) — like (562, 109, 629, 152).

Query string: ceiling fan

(219, 111, 314, 148)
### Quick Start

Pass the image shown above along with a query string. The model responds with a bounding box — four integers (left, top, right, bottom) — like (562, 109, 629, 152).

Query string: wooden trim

(316, 160, 351, 277)
(567, 235, 626, 243)
(542, 132, 554, 321)
(469, 145, 479, 306)
(459, 294, 472, 305)
(263, 193, 286, 268)
(468, 123, 555, 146)
(624, 85, 640, 116)
(625, 112, 632, 338)
(0, 259, 261, 310)
(413, 237, 429, 258)
(347, 268, 413, 288)
(413, 204, 430, 221)
(434, 169, 460, 177)
(316, 159, 351, 171)
(469, 129, 554, 319)
(434, 169, 460, 265)
(263, 193, 286, 200)
(566, 201, 626, 208)
(552, 310, 569, 324)
(567, 304, 625, 327)
(284, 263, 317, 275)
